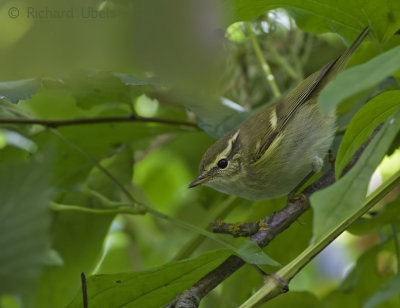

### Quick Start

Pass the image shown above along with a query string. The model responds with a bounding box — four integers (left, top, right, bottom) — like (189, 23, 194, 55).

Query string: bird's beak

(188, 175, 210, 188)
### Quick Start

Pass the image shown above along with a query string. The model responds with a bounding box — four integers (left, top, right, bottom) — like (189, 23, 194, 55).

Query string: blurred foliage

(0, 0, 400, 308)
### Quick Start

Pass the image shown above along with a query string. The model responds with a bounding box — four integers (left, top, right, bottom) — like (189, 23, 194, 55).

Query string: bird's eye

(217, 159, 228, 169)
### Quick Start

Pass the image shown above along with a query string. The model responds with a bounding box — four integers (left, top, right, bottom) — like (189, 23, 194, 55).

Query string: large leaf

(335, 91, 400, 178)
(36, 195, 116, 308)
(30, 122, 174, 188)
(348, 195, 400, 235)
(35, 148, 134, 308)
(319, 45, 400, 115)
(220, 0, 400, 42)
(62, 71, 132, 110)
(86, 146, 134, 201)
(32, 131, 96, 188)
(18, 88, 83, 119)
(67, 249, 231, 308)
(0, 158, 52, 296)
(311, 108, 400, 240)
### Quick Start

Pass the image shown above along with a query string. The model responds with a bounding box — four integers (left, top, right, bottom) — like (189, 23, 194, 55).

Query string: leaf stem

(240, 170, 400, 307)
(50, 202, 145, 215)
(245, 22, 281, 98)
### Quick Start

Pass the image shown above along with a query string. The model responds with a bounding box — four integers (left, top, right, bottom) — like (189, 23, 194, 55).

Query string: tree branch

(0, 115, 198, 128)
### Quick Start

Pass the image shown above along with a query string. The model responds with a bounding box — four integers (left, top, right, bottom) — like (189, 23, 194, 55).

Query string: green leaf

(0, 78, 39, 103)
(18, 88, 82, 119)
(335, 91, 400, 178)
(364, 275, 400, 308)
(0, 158, 51, 296)
(36, 190, 116, 308)
(319, 45, 400, 115)
(32, 131, 95, 188)
(93, 231, 135, 274)
(236, 241, 280, 266)
(58, 121, 174, 159)
(348, 195, 400, 235)
(221, 0, 400, 42)
(67, 249, 231, 308)
(35, 148, 135, 308)
(63, 71, 131, 109)
(30, 120, 173, 188)
(311, 108, 400, 240)
(86, 146, 134, 201)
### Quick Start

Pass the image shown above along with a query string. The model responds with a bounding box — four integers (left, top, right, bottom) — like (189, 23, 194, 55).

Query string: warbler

(189, 26, 370, 200)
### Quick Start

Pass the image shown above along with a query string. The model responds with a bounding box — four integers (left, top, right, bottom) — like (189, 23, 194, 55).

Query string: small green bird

(189, 26, 370, 200)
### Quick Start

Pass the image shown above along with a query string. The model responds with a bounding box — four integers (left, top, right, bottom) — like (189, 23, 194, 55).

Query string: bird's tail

(329, 25, 370, 76)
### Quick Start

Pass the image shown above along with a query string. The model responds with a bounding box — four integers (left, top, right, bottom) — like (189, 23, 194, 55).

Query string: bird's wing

(252, 26, 370, 162)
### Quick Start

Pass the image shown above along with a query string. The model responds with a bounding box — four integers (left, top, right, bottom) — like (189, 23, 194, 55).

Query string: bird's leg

(288, 170, 314, 201)
(328, 149, 336, 167)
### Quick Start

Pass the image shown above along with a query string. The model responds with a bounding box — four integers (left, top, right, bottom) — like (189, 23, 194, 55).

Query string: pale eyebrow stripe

(205, 130, 240, 170)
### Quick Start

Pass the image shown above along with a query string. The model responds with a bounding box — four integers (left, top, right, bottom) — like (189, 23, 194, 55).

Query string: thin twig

(245, 22, 281, 98)
(81, 272, 88, 308)
(0, 115, 198, 128)
(50, 202, 146, 215)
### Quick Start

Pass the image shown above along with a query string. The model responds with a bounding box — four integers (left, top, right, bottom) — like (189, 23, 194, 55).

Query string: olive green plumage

(189, 27, 370, 200)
